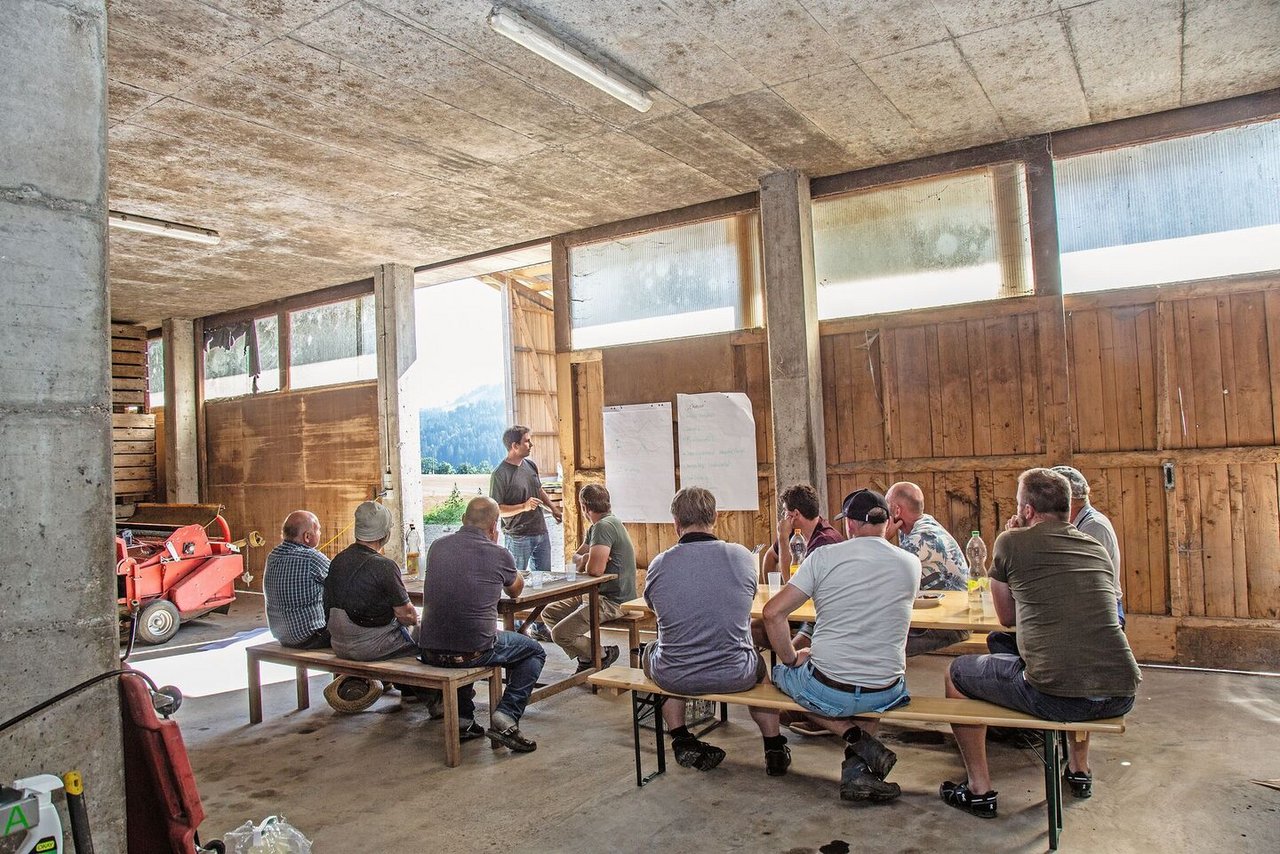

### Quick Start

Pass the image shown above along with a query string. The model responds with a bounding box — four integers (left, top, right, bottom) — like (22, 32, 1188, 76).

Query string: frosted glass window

(1055, 119, 1280, 293)
(289, 294, 377, 389)
(569, 214, 760, 348)
(203, 316, 280, 400)
(147, 337, 163, 410)
(813, 166, 1031, 319)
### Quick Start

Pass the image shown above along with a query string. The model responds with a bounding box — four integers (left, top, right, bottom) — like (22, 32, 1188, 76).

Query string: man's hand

(787, 647, 811, 668)
(393, 603, 419, 627)
(884, 514, 903, 539)
(1005, 512, 1024, 531)
(775, 511, 793, 547)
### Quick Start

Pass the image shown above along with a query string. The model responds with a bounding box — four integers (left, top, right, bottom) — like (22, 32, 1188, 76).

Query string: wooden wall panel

(510, 289, 560, 475)
(204, 382, 380, 586)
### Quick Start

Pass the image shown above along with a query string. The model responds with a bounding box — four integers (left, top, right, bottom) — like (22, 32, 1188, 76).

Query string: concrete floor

(129, 595, 1280, 853)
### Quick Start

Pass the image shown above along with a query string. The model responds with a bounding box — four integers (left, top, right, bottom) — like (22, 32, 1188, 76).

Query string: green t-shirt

(586, 513, 637, 603)
(991, 520, 1140, 698)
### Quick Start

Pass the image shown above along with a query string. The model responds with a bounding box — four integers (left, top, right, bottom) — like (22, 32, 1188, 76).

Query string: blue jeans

(505, 533, 552, 573)
(772, 659, 910, 718)
(448, 631, 546, 724)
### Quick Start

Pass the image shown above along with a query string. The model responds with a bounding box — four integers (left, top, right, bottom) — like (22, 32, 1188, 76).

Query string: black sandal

(940, 781, 998, 818)
(1064, 770, 1092, 799)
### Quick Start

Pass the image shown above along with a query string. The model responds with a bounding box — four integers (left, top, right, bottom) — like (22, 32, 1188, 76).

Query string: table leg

(295, 666, 309, 711)
(488, 668, 502, 714)
(247, 652, 262, 724)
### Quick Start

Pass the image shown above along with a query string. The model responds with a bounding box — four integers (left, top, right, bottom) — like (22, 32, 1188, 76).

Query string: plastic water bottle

(965, 531, 988, 607)
(788, 529, 805, 576)
(405, 524, 422, 576)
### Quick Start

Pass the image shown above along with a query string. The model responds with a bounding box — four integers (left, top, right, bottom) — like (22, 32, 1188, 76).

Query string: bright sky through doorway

(413, 278, 503, 409)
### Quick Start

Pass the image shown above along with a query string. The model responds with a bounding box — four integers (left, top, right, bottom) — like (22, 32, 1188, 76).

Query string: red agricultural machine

(115, 503, 261, 644)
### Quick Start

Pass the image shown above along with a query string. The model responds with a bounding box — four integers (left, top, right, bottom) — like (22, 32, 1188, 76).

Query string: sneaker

(765, 744, 792, 777)
(843, 727, 897, 780)
(672, 736, 726, 771)
(459, 721, 485, 741)
(1064, 770, 1092, 799)
(574, 645, 620, 673)
(939, 781, 998, 818)
(839, 756, 901, 803)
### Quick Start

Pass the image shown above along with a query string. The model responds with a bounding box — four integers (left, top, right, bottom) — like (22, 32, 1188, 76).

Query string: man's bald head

(462, 496, 500, 531)
(886, 482, 924, 514)
(282, 510, 320, 546)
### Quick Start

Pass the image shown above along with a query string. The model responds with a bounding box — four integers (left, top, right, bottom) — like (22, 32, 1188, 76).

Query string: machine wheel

(136, 600, 181, 644)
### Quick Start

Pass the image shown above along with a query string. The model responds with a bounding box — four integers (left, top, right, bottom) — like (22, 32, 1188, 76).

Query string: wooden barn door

(495, 273, 560, 478)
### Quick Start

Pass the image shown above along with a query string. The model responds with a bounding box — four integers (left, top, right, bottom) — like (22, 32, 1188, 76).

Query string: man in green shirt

(543, 484, 636, 673)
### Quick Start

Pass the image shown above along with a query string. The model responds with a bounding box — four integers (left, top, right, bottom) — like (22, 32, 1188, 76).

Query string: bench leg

(1042, 728, 1064, 850)
(443, 680, 462, 768)
(631, 691, 666, 787)
(488, 668, 502, 716)
(628, 622, 641, 668)
(247, 653, 262, 724)
(295, 666, 309, 711)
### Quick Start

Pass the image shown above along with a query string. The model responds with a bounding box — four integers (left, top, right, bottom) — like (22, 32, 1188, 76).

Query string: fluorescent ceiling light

(487, 5, 653, 113)
(108, 210, 221, 245)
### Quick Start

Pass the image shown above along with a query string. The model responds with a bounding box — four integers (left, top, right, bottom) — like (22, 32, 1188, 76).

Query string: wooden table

(500, 573, 616, 704)
(619, 589, 1009, 632)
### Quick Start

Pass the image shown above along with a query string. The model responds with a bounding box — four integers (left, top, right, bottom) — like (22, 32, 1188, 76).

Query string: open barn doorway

(412, 254, 562, 564)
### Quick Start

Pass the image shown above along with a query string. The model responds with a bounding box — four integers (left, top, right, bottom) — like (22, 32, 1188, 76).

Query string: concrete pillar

(162, 318, 200, 502)
(374, 264, 423, 569)
(0, 0, 125, 848)
(760, 170, 829, 512)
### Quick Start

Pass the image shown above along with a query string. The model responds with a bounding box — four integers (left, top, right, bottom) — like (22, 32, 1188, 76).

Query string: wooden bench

(246, 642, 502, 768)
(602, 611, 650, 666)
(589, 666, 1125, 850)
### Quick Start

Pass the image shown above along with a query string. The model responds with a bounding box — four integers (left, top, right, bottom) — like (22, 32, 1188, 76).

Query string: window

(1055, 119, 1280, 293)
(289, 294, 377, 389)
(203, 316, 280, 400)
(812, 165, 1032, 319)
(568, 213, 760, 348)
(147, 337, 163, 410)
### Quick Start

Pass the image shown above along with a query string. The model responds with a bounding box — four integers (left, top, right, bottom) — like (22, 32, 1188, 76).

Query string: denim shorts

(950, 654, 1135, 721)
(772, 659, 910, 718)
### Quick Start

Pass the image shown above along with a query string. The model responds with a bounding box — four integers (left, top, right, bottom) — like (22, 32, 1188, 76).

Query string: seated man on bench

(643, 487, 789, 777)
(940, 468, 1140, 819)
(762, 488, 919, 805)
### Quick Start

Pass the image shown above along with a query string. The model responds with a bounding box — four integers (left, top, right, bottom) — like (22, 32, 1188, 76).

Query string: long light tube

(487, 6, 653, 113)
(108, 210, 221, 245)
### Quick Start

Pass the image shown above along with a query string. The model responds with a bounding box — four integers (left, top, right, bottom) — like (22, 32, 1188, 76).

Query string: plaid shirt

(263, 540, 330, 645)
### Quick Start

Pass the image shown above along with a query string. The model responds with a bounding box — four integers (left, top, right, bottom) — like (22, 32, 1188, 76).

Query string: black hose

(0, 669, 159, 735)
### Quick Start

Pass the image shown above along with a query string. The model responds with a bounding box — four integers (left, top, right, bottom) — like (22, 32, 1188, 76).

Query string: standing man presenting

(490, 425, 562, 575)
(263, 510, 330, 649)
(420, 497, 546, 753)
(544, 484, 635, 673)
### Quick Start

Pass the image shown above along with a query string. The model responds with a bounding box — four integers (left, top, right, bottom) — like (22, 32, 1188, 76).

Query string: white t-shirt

(788, 535, 920, 686)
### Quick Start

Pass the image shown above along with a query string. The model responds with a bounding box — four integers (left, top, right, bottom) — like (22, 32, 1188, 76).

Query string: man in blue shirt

(263, 510, 330, 649)
(885, 481, 971, 655)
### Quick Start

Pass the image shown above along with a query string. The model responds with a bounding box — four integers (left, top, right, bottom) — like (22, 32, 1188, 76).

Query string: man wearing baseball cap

(762, 488, 921, 804)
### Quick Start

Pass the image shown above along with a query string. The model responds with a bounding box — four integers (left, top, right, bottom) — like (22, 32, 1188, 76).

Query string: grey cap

(1051, 466, 1090, 500)
(354, 500, 392, 542)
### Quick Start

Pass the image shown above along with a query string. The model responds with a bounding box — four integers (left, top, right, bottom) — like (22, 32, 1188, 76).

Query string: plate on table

(913, 592, 944, 609)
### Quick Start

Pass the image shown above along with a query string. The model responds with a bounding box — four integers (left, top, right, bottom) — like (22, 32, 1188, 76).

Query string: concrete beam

(0, 0, 125, 847)
(162, 317, 200, 502)
(374, 263, 423, 571)
(759, 170, 828, 513)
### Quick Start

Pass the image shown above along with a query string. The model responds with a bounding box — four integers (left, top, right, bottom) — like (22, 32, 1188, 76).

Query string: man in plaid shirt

(264, 510, 331, 648)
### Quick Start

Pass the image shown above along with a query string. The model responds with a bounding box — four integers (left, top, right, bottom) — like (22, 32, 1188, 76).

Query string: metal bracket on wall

(1162, 461, 1175, 491)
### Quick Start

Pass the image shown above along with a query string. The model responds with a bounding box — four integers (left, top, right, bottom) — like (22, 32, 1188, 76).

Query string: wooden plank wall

(203, 381, 381, 586)
(562, 331, 774, 568)
(510, 287, 560, 475)
(111, 324, 156, 502)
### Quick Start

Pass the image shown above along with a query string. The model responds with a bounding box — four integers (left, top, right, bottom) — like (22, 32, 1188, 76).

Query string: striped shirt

(263, 540, 330, 646)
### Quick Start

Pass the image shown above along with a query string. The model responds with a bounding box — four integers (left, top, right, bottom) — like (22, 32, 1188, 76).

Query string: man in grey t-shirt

(763, 488, 920, 804)
(644, 487, 789, 777)
(489, 425, 561, 574)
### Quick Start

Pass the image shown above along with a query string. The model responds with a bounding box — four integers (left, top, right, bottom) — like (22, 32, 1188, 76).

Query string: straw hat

(323, 675, 383, 713)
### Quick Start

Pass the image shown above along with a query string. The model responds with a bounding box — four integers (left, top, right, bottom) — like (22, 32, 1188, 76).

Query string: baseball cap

(835, 488, 890, 524)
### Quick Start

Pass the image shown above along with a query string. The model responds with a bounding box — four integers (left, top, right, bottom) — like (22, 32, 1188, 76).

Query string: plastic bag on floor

(224, 816, 312, 854)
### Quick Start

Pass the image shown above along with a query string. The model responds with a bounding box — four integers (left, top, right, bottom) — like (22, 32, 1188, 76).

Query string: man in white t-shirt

(762, 488, 920, 804)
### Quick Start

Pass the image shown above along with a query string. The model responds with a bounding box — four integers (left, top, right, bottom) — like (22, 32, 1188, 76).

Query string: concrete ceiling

(106, 0, 1280, 327)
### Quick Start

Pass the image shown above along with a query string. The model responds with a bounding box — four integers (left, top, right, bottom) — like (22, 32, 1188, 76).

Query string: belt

(811, 665, 900, 694)
(421, 646, 492, 666)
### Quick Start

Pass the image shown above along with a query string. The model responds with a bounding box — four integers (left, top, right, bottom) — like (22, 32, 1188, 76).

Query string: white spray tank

(1, 774, 64, 854)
